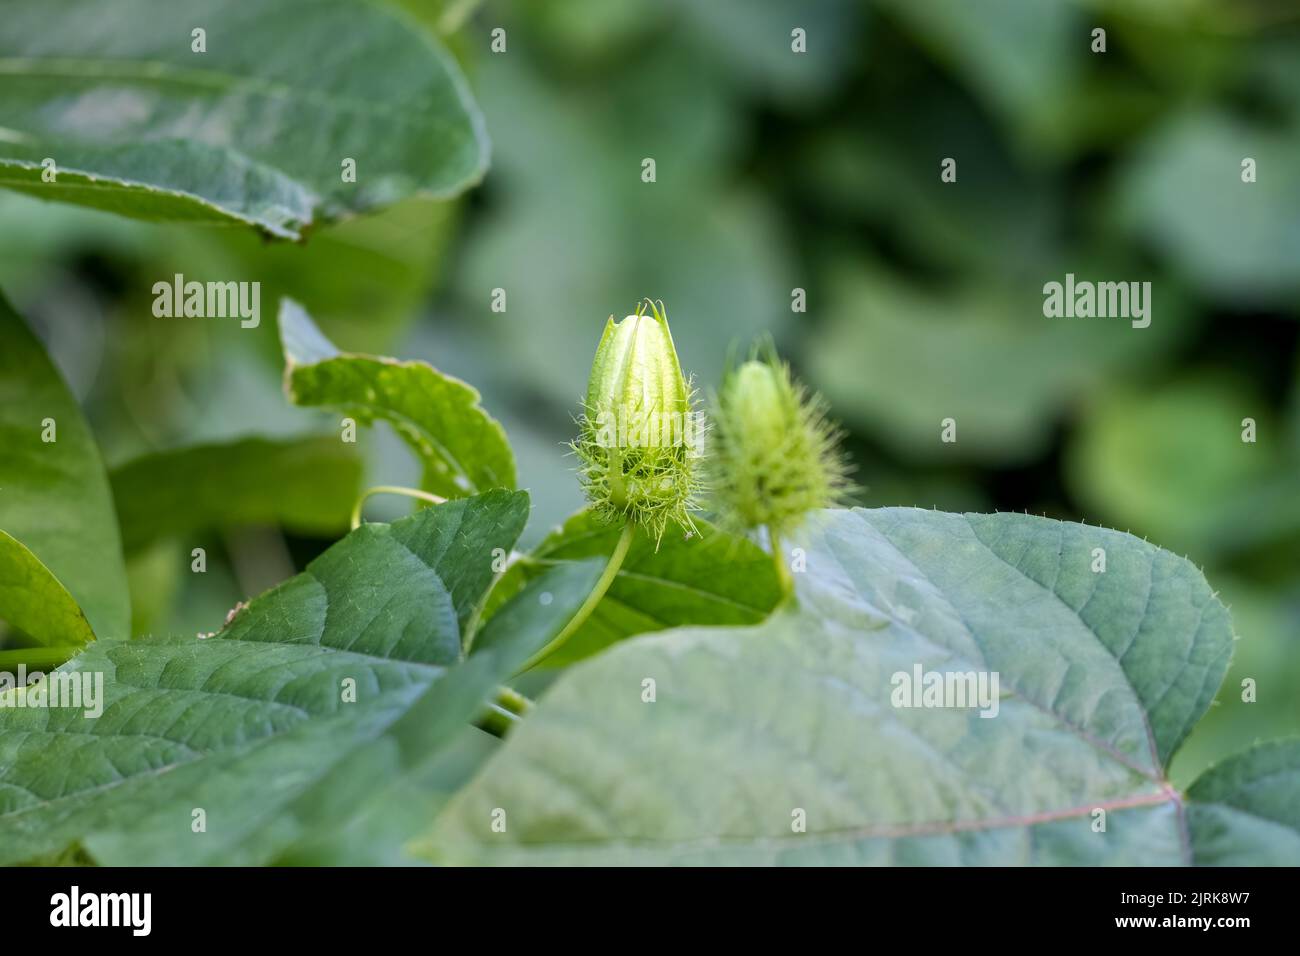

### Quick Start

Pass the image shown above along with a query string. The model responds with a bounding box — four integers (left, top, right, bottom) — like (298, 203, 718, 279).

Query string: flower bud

(709, 345, 851, 536)
(585, 303, 689, 423)
(574, 300, 700, 542)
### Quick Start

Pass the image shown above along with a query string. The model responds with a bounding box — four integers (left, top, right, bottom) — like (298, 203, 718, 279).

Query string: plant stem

(350, 485, 447, 529)
(517, 520, 636, 673)
(0, 646, 79, 670)
(769, 526, 793, 599)
(474, 702, 518, 739)
(494, 685, 533, 717)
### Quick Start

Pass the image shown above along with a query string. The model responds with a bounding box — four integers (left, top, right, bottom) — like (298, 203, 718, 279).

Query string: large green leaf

(0, 292, 128, 644)
(484, 510, 783, 666)
(420, 507, 1255, 865)
(110, 435, 362, 553)
(0, 490, 528, 865)
(0, 0, 486, 239)
(1187, 739, 1300, 865)
(280, 299, 516, 497)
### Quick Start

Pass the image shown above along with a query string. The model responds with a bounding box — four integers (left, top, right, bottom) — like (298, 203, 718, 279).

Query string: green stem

(0, 646, 79, 670)
(474, 702, 518, 739)
(495, 685, 533, 717)
(518, 520, 636, 673)
(350, 485, 447, 529)
(769, 526, 793, 600)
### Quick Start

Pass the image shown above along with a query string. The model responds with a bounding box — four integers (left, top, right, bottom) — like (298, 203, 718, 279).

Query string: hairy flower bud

(709, 345, 851, 537)
(574, 299, 700, 542)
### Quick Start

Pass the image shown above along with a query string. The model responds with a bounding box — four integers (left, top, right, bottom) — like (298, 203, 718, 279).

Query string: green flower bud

(573, 299, 701, 543)
(709, 344, 852, 537)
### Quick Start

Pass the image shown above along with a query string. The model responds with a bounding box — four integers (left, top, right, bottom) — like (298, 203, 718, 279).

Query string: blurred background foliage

(1, 0, 1296, 784)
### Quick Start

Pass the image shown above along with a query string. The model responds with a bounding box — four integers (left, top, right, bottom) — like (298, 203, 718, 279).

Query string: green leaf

(669, 0, 862, 104)
(0, 291, 128, 644)
(110, 435, 363, 553)
(808, 267, 1186, 463)
(0, 0, 487, 239)
(1187, 740, 1300, 865)
(0, 490, 529, 865)
(1168, 577, 1300, 788)
(0, 534, 95, 648)
(280, 299, 516, 497)
(157, 196, 460, 356)
(274, 726, 496, 866)
(276, 559, 605, 865)
(1118, 112, 1300, 303)
(420, 507, 1242, 865)
(472, 558, 607, 662)
(484, 510, 783, 666)
(87, 647, 511, 868)
(874, 0, 1081, 152)
(798, 109, 1062, 278)
(1067, 376, 1300, 559)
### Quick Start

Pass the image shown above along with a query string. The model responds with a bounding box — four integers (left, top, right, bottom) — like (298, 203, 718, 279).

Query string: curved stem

(495, 685, 533, 717)
(350, 485, 447, 529)
(518, 520, 636, 673)
(769, 526, 793, 600)
(475, 702, 518, 739)
(476, 689, 536, 737)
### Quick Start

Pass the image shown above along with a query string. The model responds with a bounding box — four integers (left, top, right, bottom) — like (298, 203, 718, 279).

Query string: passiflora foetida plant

(0, 0, 1294, 874)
